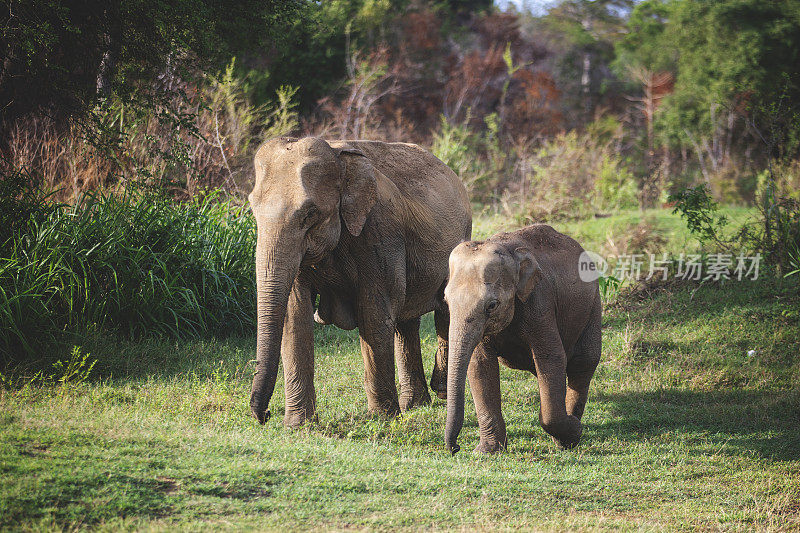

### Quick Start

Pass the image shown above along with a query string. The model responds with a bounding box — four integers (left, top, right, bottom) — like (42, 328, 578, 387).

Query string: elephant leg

(468, 344, 506, 454)
(281, 277, 317, 428)
(531, 325, 582, 449)
(358, 294, 401, 417)
(566, 300, 601, 421)
(395, 317, 431, 411)
(430, 307, 449, 400)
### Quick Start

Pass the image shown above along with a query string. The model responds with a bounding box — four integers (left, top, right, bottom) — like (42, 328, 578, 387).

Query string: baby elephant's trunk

(444, 319, 484, 454)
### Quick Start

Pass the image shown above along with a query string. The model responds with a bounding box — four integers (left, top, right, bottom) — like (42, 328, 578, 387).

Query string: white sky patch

(495, 0, 558, 15)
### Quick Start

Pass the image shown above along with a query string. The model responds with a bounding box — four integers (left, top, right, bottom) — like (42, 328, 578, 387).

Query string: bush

(0, 180, 256, 363)
(430, 114, 640, 219)
(758, 161, 800, 203)
(668, 185, 728, 247)
(523, 130, 639, 219)
(3, 60, 299, 202)
(670, 183, 800, 275)
(430, 115, 491, 194)
(596, 154, 639, 211)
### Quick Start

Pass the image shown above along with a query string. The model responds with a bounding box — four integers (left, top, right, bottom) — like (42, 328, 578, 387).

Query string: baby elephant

(443, 224, 601, 454)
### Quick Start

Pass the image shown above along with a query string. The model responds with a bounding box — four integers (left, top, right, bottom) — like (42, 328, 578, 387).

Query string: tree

(613, 1, 676, 182)
(657, 0, 800, 150)
(540, 0, 633, 121)
(0, 0, 307, 134)
(613, 0, 674, 74)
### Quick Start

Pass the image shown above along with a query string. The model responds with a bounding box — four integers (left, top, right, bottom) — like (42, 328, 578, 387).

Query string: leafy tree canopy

(0, 0, 306, 128)
(613, 0, 674, 74)
(620, 0, 800, 143)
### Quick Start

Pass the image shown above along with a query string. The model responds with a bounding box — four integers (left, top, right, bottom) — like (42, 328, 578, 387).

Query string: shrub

(786, 240, 800, 279)
(2, 118, 116, 202)
(430, 115, 491, 194)
(668, 185, 728, 248)
(522, 130, 639, 219)
(123, 61, 299, 198)
(758, 161, 800, 202)
(0, 182, 256, 363)
(596, 154, 639, 210)
(431, 114, 640, 219)
(3, 59, 299, 202)
(670, 183, 800, 275)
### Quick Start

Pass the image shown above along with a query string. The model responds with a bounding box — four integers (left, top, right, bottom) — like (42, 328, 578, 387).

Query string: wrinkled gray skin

(249, 137, 471, 427)
(443, 225, 601, 454)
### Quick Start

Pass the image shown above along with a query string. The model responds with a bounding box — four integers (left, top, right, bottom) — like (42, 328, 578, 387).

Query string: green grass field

(2, 209, 799, 531)
(473, 206, 755, 255)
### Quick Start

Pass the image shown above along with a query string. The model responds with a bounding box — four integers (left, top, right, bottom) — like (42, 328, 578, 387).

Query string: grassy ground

(2, 208, 799, 531)
(473, 206, 755, 255)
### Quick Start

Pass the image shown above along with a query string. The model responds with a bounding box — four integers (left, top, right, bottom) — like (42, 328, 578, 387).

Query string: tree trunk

(96, 30, 115, 99)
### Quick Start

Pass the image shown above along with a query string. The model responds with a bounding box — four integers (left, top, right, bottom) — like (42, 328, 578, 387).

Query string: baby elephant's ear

(514, 247, 542, 302)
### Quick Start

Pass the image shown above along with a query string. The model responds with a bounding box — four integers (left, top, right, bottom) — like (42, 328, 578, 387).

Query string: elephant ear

(514, 247, 542, 302)
(337, 148, 377, 237)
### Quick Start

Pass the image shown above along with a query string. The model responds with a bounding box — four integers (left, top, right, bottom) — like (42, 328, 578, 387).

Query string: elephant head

(442, 241, 541, 453)
(249, 137, 377, 424)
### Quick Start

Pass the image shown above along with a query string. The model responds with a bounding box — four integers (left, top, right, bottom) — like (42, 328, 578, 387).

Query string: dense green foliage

(613, 0, 673, 73)
(617, 0, 800, 148)
(0, 0, 306, 126)
(5, 0, 800, 210)
(0, 183, 256, 362)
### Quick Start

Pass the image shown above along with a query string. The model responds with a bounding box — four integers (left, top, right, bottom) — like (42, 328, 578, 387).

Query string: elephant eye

(301, 206, 320, 228)
(485, 300, 499, 314)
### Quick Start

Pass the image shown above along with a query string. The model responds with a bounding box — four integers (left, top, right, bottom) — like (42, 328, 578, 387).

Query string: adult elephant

(248, 136, 471, 427)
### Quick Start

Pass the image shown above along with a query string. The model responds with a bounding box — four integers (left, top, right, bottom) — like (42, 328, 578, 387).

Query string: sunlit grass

(1, 209, 798, 530)
(472, 205, 754, 256)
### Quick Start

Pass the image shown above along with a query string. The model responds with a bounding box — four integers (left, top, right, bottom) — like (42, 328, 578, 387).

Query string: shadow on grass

(602, 276, 798, 331)
(580, 388, 800, 462)
(183, 473, 278, 501)
(310, 385, 800, 463)
(0, 471, 176, 527)
(78, 313, 371, 382)
(82, 313, 423, 382)
(1, 429, 283, 529)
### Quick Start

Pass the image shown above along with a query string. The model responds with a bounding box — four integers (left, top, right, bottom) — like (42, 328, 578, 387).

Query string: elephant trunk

(250, 230, 302, 424)
(444, 316, 484, 454)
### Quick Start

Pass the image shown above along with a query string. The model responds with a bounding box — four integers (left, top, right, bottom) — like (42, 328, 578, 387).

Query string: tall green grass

(0, 180, 256, 362)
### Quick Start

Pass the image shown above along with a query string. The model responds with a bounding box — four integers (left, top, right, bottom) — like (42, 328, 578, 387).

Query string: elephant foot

(283, 406, 317, 429)
(399, 387, 431, 411)
(553, 432, 582, 450)
(543, 416, 582, 449)
(474, 440, 506, 454)
(430, 372, 447, 400)
(367, 398, 401, 419)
